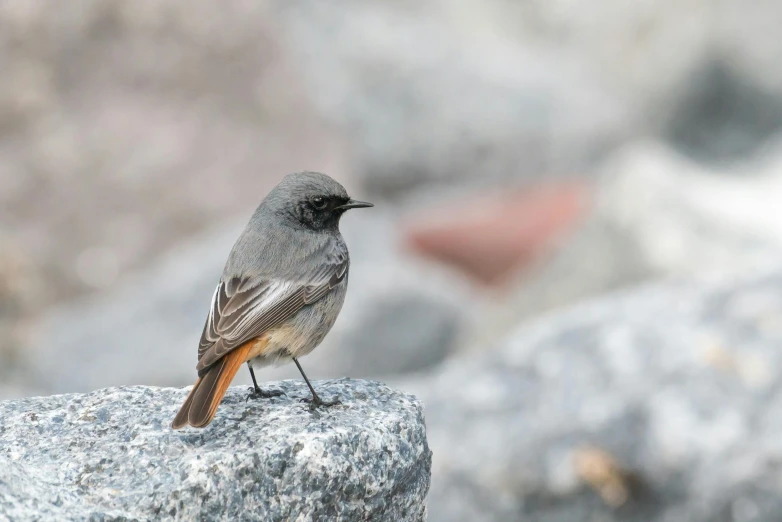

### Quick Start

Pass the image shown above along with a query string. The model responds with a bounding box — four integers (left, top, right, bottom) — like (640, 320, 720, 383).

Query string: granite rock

(397, 268, 782, 521)
(0, 380, 431, 522)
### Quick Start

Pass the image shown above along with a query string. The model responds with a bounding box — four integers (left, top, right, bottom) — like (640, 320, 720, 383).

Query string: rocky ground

(400, 267, 782, 521)
(0, 380, 431, 521)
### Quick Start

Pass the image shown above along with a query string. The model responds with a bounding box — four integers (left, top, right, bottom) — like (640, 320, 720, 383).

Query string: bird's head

(261, 171, 373, 232)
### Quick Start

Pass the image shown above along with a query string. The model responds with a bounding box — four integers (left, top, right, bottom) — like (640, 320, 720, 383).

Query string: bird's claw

(299, 395, 341, 410)
(246, 387, 286, 402)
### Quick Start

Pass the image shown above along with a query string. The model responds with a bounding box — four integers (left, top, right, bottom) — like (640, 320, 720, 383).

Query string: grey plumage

(173, 171, 372, 429)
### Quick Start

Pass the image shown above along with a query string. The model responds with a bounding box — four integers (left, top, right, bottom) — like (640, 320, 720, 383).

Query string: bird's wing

(196, 255, 348, 373)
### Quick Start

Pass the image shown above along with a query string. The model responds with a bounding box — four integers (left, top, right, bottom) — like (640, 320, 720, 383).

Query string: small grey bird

(172, 172, 372, 429)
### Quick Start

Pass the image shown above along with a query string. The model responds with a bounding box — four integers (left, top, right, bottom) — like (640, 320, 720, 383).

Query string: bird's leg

(293, 357, 340, 409)
(246, 362, 285, 401)
(248, 362, 261, 394)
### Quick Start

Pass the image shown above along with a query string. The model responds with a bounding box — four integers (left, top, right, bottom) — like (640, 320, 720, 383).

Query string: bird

(172, 172, 373, 429)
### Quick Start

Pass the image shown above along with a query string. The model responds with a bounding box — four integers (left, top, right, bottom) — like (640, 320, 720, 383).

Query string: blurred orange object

(403, 182, 592, 286)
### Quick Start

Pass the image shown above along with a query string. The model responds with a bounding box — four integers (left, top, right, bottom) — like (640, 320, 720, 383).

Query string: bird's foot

(246, 386, 286, 402)
(300, 394, 341, 411)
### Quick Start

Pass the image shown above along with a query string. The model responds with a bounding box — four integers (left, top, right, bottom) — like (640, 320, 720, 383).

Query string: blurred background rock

(3, 0, 782, 518)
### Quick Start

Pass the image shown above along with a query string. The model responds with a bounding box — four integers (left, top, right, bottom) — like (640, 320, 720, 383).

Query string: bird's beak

(337, 199, 374, 210)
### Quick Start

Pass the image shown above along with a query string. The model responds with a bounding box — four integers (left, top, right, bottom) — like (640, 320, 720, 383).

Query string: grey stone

(335, 295, 460, 377)
(663, 60, 782, 163)
(0, 379, 431, 521)
(395, 268, 782, 521)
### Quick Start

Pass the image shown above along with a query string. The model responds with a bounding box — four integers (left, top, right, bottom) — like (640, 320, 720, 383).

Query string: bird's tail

(171, 342, 252, 429)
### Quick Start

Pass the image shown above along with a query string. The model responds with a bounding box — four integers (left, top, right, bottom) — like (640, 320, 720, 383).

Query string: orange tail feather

(171, 376, 202, 429)
(171, 342, 253, 429)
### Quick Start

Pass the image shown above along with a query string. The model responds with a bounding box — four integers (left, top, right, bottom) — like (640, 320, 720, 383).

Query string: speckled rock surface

(0, 380, 431, 521)
(398, 269, 782, 522)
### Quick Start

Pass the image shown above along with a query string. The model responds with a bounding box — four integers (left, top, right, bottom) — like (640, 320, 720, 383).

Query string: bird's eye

(311, 197, 327, 210)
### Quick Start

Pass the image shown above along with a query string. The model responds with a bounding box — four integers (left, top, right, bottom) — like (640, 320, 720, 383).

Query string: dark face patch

(294, 195, 351, 231)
